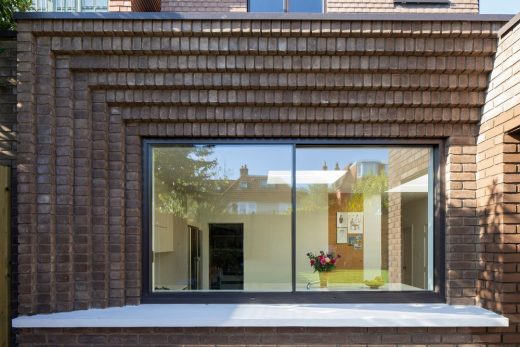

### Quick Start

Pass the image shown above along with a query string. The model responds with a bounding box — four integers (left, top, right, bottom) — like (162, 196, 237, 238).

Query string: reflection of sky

(296, 148, 388, 170)
(206, 145, 388, 179)
(207, 145, 292, 179)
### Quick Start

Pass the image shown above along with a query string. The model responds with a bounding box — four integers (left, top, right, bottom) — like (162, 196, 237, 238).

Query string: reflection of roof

(220, 174, 291, 203)
(387, 174, 429, 193)
(267, 171, 347, 185)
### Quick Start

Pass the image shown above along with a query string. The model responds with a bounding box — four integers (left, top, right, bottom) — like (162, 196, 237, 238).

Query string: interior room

(151, 145, 433, 292)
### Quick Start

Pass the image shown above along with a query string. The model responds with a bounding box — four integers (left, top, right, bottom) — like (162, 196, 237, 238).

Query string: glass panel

(249, 0, 284, 12)
(152, 145, 292, 292)
(288, 0, 323, 12)
(295, 146, 433, 292)
(82, 0, 108, 11)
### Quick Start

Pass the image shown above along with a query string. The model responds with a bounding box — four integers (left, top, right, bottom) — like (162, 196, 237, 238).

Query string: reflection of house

(220, 165, 291, 215)
(334, 161, 387, 193)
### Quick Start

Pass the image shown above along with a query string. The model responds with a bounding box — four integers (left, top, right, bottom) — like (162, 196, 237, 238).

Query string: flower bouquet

(306, 251, 341, 288)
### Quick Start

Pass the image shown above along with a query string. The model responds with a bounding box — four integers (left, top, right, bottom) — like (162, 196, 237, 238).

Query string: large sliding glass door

(147, 142, 436, 296)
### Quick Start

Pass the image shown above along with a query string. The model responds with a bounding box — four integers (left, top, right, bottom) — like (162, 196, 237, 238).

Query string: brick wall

(0, 34, 16, 168)
(477, 14, 520, 335)
(387, 148, 430, 285)
(108, 0, 132, 12)
(160, 0, 478, 13)
(14, 14, 517, 346)
(327, 0, 478, 13)
(162, 0, 246, 12)
(131, 0, 161, 11)
(0, 33, 18, 331)
(14, 327, 519, 346)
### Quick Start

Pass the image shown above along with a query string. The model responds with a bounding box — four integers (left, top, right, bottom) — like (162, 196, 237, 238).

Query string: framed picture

(347, 235, 363, 249)
(337, 227, 348, 243)
(337, 212, 348, 228)
(347, 212, 363, 234)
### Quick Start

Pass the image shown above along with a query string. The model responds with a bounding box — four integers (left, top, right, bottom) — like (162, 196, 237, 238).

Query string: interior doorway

(188, 225, 202, 290)
(209, 224, 244, 290)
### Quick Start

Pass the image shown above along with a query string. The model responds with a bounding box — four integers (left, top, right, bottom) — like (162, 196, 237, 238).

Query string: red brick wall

(477, 15, 520, 332)
(162, 0, 246, 12)
(13, 14, 517, 346)
(15, 327, 519, 346)
(108, 0, 132, 11)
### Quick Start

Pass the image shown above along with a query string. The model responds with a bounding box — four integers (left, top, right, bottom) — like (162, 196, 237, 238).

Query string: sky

(204, 146, 389, 179)
(480, 0, 520, 14)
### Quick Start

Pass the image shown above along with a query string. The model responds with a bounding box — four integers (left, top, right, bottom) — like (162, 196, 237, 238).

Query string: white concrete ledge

(12, 304, 508, 328)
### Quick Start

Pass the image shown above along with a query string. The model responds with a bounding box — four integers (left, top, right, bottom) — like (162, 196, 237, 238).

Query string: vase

(319, 272, 329, 288)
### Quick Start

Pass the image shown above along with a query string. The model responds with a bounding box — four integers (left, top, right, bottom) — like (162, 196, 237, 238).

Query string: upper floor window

(31, 0, 108, 12)
(249, 0, 324, 13)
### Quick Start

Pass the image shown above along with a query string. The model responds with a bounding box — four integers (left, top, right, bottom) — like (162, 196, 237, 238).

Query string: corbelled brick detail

(16, 16, 503, 313)
(14, 15, 520, 346)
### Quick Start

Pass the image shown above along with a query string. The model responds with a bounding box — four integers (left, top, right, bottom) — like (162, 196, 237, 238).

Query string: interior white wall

(295, 190, 329, 285)
(363, 194, 382, 280)
(191, 210, 292, 291)
(153, 213, 189, 289)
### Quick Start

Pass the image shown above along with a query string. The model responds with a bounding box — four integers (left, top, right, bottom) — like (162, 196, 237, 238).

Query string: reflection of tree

(347, 173, 389, 211)
(153, 146, 228, 220)
(296, 184, 330, 212)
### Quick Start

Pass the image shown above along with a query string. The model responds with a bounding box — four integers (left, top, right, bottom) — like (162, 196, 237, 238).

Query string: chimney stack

(240, 164, 249, 177)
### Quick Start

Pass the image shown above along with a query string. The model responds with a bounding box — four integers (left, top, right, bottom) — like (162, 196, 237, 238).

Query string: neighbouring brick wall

(108, 0, 132, 11)
(0, 34, 16, 168)
(327, 0, 478, 13)
(162, 0, 246, 12)
(0, 32, 18, 327)
(132, 0, 161, 11)
(477, 14, 520, 339)
(160, 0, 478, 13)
(14, 14, 519, 346)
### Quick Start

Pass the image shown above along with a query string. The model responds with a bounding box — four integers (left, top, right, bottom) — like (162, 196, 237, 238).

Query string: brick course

(477, 14, 520, 326)
(13, 327, 520, 346)
(12, 14, 520, 346)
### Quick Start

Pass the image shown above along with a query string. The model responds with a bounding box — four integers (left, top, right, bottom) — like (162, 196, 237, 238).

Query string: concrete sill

(12, 304, 508, 328)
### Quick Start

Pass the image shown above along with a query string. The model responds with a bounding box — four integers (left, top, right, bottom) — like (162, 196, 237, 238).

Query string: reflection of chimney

(240, 165, 249, 177)
(322, 161, 328, 170)
(334, 162, 340, 170)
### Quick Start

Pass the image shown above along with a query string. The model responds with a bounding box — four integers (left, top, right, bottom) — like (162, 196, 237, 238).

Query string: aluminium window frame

(247, 0, 326, 13)
(141, 138, 445, 304)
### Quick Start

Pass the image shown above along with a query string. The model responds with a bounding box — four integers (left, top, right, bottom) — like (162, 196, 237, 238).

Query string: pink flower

(320, 258, 326, 265)
(325, 257, 330, 263)
(331, 258, 336, 264)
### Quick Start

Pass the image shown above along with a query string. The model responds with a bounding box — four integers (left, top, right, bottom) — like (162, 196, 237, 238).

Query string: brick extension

(10, 13, 520, 346)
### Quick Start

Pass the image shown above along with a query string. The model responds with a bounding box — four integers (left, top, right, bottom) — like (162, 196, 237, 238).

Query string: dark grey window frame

(142, 138, 445, 304)
(247, 0, 326, 13)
